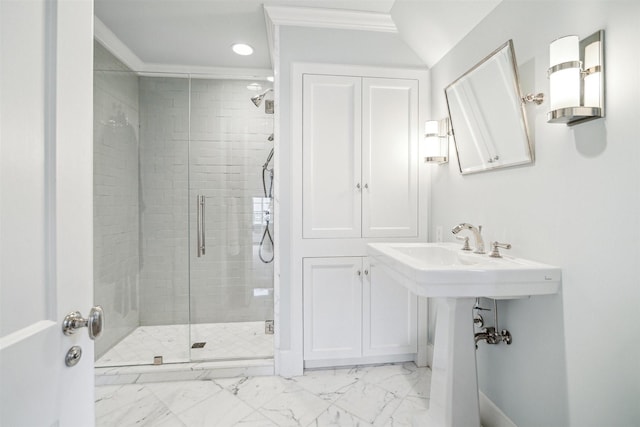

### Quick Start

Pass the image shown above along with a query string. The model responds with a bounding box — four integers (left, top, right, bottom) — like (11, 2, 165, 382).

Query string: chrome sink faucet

(452, 223, 485, 254)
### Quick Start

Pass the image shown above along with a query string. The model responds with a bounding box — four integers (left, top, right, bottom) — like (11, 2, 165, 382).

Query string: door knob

(62, 306, 104, 340)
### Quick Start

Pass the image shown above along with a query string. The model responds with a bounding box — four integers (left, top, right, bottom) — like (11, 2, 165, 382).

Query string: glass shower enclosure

(93, 42, 274, 367)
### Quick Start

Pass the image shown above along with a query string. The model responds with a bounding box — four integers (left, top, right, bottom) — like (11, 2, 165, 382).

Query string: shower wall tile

(138, 78, 274, 326)
(93, 41, 141, 358)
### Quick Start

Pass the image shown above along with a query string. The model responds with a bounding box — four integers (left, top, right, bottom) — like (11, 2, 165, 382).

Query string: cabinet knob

(364, 183, 369, 189)
(364, 269, 369, 276)
(356, 183, 361, 190)
(357, 270, 361, 276)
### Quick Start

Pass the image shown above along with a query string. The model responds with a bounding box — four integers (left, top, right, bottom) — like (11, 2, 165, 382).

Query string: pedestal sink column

(416, 297, 480, 427)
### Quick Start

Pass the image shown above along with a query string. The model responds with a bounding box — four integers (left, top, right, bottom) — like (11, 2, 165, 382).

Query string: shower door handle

(197, 195, 206, 257)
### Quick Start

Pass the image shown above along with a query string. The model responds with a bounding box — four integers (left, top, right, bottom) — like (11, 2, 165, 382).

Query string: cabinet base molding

(304, 353, 415, 370)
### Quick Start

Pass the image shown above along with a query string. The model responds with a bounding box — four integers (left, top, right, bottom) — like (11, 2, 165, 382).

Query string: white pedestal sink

(367, 243, 561, 427)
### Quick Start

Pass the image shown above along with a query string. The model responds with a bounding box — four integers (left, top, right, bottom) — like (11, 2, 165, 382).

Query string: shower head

(251, 88, 273, 107)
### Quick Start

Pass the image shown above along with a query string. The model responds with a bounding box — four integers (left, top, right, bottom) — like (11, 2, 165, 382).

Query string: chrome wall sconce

(424, 118, 451, 164)
(547, 30, 605, 126)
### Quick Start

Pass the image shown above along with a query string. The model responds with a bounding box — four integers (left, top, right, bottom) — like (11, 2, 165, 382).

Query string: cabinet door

(362, 78, 418, 238)
(303, 257, 363, 360)
(302, 74, 362, 238)
(363, 259, 417, 356)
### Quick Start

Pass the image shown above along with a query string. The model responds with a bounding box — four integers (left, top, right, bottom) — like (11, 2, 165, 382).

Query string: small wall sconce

(424, 118, 451, 164)
(547, 30, 604, 126)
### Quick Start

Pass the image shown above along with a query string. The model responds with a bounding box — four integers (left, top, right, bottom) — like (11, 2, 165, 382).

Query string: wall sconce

(548, 30, 604, 126)
(424, 118, 450, 164)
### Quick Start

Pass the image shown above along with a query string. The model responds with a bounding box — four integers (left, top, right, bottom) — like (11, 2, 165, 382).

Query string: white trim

(479, 391, 518, 427)
(138, 63, 273, 80)
(304, 353, 416, 370)
(264, 6, 276, 68)
(264, 5, 397, 33)
(94, 16, 144, 71)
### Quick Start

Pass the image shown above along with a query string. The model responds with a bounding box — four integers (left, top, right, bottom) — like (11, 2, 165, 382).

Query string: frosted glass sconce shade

(549, 36, 580, 110)
(424, 118, 450, 164)
(547, 30, 605, 126)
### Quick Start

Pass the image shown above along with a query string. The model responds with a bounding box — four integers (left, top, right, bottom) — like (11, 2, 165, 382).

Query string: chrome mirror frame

(445, 40, 534, 175)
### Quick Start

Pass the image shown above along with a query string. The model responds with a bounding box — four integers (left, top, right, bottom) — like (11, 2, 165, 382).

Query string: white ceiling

(94, 0, 501, 70)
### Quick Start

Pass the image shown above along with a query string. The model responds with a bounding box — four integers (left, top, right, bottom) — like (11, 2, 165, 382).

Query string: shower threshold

(95, 358, 274, 385)
(95, 321, 274, 384)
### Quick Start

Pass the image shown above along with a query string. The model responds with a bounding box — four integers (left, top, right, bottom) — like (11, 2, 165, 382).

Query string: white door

(303, 257, 362, 361)
(363, 259, 417, 356)
(0, 1, 95, 425)
(361, 78, 418, 238)
(302, 74, 362, 239)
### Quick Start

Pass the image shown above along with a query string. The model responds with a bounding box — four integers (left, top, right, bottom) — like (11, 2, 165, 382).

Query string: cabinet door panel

(363, 260, 417, 356)
(303, 75, 362, 238)
(362, 78, 418, 238)
(303, 257, 363, 360)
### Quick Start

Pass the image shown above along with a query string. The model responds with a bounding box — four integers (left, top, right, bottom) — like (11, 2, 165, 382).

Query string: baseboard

(479, 391, 518, 427)
(304, 353, 415, 370)
(426, 342, 434, 368)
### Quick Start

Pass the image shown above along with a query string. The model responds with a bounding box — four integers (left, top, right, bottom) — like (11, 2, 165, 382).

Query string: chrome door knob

(62, 306, 104, 340)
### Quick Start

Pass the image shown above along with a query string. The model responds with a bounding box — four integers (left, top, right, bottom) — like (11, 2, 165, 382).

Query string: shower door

(188, 78, 274, 361)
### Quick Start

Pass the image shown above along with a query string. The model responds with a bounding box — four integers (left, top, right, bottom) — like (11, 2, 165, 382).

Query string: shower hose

(259, 150, 274, 264)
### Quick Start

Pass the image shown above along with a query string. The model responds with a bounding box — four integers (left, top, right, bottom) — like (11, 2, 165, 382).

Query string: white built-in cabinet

(302, 74, 418, 239)
(303, 257, 417, 363)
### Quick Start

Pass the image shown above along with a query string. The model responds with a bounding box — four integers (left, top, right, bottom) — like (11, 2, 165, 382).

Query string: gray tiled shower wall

(94, 42, 140, 358)
(138, 77, 274, 325)
(94, 43, 275, 357)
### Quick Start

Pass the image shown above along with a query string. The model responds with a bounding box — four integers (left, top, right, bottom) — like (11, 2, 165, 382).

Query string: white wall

(429, 2, 640, 426)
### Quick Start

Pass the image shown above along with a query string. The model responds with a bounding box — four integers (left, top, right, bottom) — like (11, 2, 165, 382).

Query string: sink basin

(367, 242, 561, 299)
(367, 241, 562, 426)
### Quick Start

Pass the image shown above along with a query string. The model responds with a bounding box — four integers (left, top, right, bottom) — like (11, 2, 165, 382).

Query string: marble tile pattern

(96, 362, 431, 426)
(96, 322, 274, 367)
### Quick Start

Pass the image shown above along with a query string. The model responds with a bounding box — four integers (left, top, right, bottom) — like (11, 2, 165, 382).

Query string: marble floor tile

(258, 387, 332, 426)
(95, 362, 432, 427)
(175, 389, 256, 426)
(333, 380, 402, 425)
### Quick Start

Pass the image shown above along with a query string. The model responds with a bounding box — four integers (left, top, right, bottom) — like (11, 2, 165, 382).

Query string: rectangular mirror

(445, 40, 533, 174)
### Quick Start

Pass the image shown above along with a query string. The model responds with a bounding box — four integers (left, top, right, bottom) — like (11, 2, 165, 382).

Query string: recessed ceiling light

(232, 43, 253, 56)
(247, 83, 262, 91)
(267, 76, 274, 82)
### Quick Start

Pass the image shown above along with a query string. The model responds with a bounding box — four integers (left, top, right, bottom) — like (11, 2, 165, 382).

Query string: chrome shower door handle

(197, 195, 206, 257)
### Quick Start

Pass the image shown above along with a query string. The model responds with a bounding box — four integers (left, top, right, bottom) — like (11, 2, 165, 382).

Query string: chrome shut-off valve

(473, 299, 512, 349)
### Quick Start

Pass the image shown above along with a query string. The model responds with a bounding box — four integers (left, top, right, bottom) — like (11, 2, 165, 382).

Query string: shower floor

(96, 321, 273, 367)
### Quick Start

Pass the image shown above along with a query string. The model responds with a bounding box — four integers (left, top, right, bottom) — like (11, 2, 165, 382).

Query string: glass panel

(137, 75, 191, 364)
(93, 42, 144, 366)
(93, 39, 191, 366)
(188, 79, 274, 361)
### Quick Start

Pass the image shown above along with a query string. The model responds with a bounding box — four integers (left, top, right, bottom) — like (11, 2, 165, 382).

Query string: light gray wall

(429, 2, 640, 426)
(93, 41, 140, 358)
(138, 76, 190, 325)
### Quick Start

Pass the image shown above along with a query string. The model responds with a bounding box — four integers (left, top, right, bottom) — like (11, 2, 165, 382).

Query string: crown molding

(95, 17, 272, 79)
(263, 5, 397, 33)
(94, 17, 144, 71)
(138, 63, 273, 80)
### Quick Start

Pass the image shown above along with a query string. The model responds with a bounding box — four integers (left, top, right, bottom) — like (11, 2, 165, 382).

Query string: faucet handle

(455, 235, 471, 251)
(489, 241, 512, 258)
